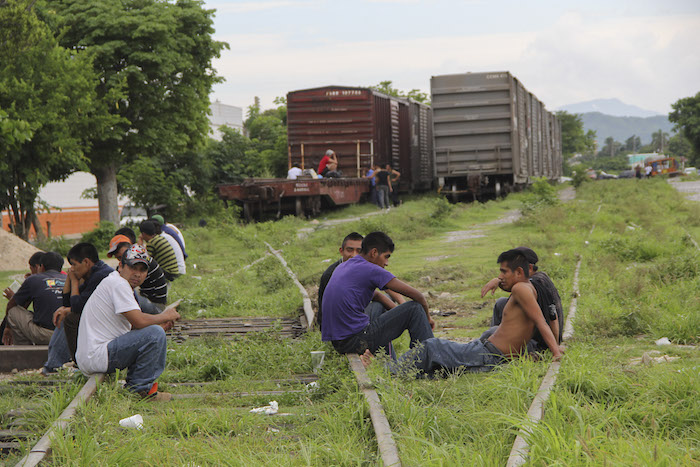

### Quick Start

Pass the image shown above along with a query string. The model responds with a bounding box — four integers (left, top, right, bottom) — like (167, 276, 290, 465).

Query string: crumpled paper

(250, 401, 278, 415)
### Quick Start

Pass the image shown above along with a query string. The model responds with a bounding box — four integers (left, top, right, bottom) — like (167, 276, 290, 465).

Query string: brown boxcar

(287, 86, 433, 192)
(431, 72, 562, 199)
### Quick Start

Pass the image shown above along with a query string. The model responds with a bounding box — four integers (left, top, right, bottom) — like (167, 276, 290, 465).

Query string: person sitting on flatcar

(318, 149, 342, 178)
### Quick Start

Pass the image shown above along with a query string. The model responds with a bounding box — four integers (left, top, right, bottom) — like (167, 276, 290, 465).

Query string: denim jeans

(376, 185, 390, 209)
(333, 301, 433, 356)
(44, 323, 73, 371)
(106, 325, 167, 394)
(391, 337, 506, 377)
(363, 301, 397, 360)
(136, 293, 165, 315)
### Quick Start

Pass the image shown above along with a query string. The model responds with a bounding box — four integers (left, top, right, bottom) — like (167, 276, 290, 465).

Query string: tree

(555, 111, 596, 157)
(651, 129, 669, 153)
(668, 133, 693, 163)
(625, 135, 641, 153)
(599, 137, 623, 158)
(0, 0, 106, 239)
(369, 81, 430, 104)
(43, 0, 228, 225)
(669, 92, 700, 162)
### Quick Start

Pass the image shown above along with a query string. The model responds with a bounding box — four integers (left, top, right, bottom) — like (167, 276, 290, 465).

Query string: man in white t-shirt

(76, 245, 180, 401)
(287, 164, 303, 179)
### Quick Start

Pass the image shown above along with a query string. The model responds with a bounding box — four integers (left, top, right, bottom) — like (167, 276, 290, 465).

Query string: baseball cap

(107, 235, 131, 257)
(121, 244, 149, 267)
(514, 246, 538, 264)
(152, 214, 165, 225)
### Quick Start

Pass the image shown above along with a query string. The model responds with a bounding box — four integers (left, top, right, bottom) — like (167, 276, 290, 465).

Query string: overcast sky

(205, 0, 700, 115)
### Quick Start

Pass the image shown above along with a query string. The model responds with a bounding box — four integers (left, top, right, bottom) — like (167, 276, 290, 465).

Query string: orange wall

(2, 207, 111, 238)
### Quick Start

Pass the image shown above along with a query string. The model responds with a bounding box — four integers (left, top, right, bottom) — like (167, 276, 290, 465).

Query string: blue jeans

(333, 301, 433, 356)
(364, 301, 397, 360)
(137, 293, 165, 315)
(106, 325, 167, 394)
(391, 337, 505, 377)
(376, 185, 390, 209)
(44, 323, 73, 371)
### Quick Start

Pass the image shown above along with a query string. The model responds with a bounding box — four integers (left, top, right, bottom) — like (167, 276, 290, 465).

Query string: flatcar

(431, 72, 562, 199)
(287, 86, 433, 192)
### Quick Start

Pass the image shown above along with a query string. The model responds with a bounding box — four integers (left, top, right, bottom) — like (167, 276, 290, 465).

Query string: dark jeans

(106, 325, 167, 394)
(376, 185, 390, 209)
(332, 301, 433, 356)
(64, 311, 81, 360)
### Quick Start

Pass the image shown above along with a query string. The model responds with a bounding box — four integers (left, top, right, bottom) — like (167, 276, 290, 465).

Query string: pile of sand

(0, 229, 42, 271)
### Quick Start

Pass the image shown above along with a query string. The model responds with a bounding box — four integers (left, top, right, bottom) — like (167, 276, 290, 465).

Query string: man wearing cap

(107, 235, 168, 315)
(151, 215, 187, 260)
(2, 252, 65, 346)
(76, 245, 180, 401)
(480, 246, 564, 350)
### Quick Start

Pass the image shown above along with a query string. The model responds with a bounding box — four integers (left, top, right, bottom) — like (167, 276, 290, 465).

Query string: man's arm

(122, 307, 180, 330)
(480, 277, 501, 297)
(372, 290, 396, 310)
(512, 283, 562, 359)
(384, 278, 434, 329)
(386, 290, 406, 305)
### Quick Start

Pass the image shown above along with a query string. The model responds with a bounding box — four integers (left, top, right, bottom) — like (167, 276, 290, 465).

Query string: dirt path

(668, 179, 700, 202)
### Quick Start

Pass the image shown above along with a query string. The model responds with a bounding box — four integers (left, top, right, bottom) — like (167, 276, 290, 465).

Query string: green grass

(3, 179, 699, 465)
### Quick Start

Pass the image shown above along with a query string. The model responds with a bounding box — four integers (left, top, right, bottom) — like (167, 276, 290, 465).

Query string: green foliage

(571, 169, 589, 188)
(667, 132, 693, 161)
(428, 196, 455, 226)
(43, 0, 228, 222)
(521, 177, 559, 214)
(0, 0, 105, 238)
(369, 80, 430, 104)
(598, 136, 623, 157)
(34, 235, 76, 257)
(118, 156, 183, 217)
(589, 155, 631, 173)
(556, 111, 596, 156)
(80, 221, 118, 248)
(670, 91, 700, 164)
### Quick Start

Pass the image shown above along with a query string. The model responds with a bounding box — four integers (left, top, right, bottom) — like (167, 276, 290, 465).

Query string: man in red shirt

(318, 149, 340, 177)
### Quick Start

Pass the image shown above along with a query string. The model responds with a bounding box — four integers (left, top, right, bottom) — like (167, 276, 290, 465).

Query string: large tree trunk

(93, 164, 120, 226)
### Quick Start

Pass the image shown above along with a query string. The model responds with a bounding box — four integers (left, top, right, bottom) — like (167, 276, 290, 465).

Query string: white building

(209, 101, 243, 140)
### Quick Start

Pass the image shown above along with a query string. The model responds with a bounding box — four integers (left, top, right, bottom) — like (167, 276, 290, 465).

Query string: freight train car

(431, 72, 562, 199)
(287, 86, 433, 192)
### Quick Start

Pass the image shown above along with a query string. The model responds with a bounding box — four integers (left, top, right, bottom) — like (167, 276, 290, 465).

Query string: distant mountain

(559, 98, 662, 118)
(580, 112, 674, 146)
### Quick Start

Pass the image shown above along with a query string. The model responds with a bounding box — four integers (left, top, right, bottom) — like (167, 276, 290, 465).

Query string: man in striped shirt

(108, 233, 168, 314)
(138, 221, 180, 282)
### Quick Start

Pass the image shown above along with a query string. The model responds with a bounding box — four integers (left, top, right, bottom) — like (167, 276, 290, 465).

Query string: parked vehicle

(431, 72, 562, 200)
(645, 157, 681, 177)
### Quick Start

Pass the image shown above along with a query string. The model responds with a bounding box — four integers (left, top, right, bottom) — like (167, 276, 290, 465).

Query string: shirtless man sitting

(380, 248, 563, 376)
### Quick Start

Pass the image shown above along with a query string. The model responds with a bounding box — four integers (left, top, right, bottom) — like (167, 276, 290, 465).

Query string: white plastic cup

(119, 414, 144, 430)
(311, 351, 325, 372)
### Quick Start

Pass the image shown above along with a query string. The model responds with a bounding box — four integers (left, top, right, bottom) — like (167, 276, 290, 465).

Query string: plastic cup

(311, 351, 325, 372)
(119, 414, 144, 430)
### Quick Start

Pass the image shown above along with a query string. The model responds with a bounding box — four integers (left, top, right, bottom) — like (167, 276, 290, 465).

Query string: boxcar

(287, 86, 433, 192)
(430, 72, 562, 199)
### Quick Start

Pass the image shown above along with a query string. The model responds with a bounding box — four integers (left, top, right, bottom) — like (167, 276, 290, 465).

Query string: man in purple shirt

(321, 231, 434, 356)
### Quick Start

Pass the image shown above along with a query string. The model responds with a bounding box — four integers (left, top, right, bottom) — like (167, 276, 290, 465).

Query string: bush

(572, 169, 589, 188)
(81, 221, 117, 249)
(34, 236, 76, 257)
(428, 197, 454, 226)
(521, 177, 559, 215)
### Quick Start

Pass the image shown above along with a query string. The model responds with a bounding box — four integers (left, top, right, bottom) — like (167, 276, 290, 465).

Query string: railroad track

(5, 201, 600, 465)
